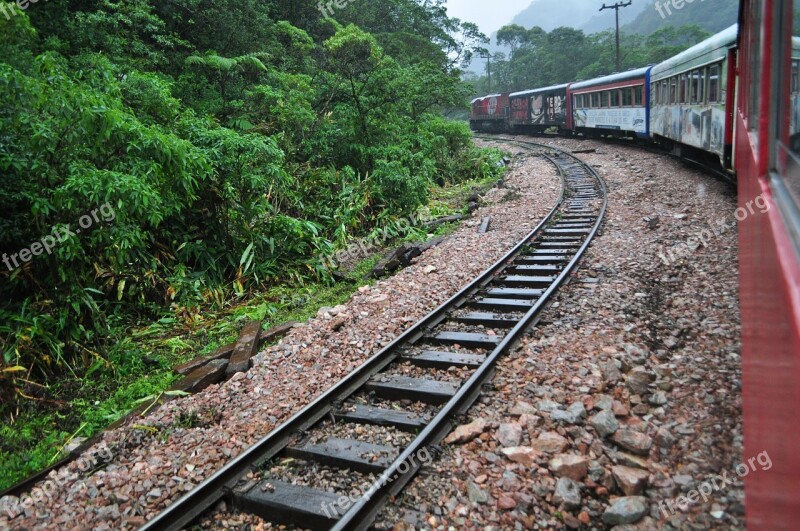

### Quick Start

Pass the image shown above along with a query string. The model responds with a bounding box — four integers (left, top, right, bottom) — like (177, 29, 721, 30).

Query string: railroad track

(141, 142, 607, 531)
(480, 132, 735, 184)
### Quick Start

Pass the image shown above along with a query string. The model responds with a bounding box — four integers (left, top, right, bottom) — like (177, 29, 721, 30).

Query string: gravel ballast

(376, 137, 744, 530)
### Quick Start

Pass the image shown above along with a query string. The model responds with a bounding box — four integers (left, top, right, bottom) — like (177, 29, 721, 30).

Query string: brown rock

(611, 429, 653, 456)
(612, 400, 630, 417)
(496, 423, 523, 447)
(530, 431, 570, 453)
(329, 313, 349, 330)
(549, 454, 590, 480)
(617, 452, 649, 470)
(501, 446, 540, 467)
(510, 401, 537, 416)
(445, 419, 488, 444)
(612, 465, 649, 495)
(497, 495, 517, 509)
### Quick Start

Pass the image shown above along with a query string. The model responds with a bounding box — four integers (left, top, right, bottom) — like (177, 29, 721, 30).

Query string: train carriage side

(508, 84, 570, 134)
(736, 0, 800, 526)
(570, 67, 652, 139)
(469, 93, 510, 133)
(650, 25, 738, 171)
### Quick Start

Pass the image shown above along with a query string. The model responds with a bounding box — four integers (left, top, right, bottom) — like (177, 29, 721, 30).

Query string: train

(472, 6, 800, 527)
(471, 24, 800, 174)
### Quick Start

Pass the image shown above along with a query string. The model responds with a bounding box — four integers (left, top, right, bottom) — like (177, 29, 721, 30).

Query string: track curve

(141, 142, 607, 531)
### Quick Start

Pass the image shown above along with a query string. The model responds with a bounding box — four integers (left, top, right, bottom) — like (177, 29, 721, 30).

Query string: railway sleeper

(365, 374, 459, 404)
(333, 403, 431, 432)
(455, 311, 521, 328)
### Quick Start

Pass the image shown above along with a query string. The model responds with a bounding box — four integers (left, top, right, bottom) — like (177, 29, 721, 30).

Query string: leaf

(2, 366, 26, 373)
(240, 242, 254, 268)
(85, 359, 105, 378)
(163, 390, 191, 397)
(132, 394, 156, 406)
(117, 279, 126, 301)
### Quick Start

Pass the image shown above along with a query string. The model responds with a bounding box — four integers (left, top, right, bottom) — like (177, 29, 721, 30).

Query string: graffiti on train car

(652, 105, 727, 155)
(529, 94, 566, 124)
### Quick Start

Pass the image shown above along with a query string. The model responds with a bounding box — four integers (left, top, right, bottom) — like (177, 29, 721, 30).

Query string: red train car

(736, 0, 800, 526)
(469, 93, 510, 132)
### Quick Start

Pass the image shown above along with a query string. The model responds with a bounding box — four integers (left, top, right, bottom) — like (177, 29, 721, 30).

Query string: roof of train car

(570, 66, 652, 91)
(651, 24, 738, 79)
(509, 83, 570, 98)
(470, 94, 503, 104)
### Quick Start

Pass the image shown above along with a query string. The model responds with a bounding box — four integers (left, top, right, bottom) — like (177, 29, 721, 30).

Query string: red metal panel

(736, 115, 800, 528)
(737, 0, 800, 526)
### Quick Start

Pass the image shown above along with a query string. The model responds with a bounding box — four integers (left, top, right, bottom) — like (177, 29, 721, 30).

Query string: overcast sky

(444, 0, 532, 35)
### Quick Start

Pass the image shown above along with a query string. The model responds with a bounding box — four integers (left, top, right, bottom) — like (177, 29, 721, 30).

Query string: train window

(691, 70, 704, 104)
(635, 86, 643, 106)
(708, 64, 720, 103)
(660, 81, 667, 105)
(622, 88, 632, 106)
(772, 0, 800, 237)
(680, 74, 688, 103)
(610, 90, 620, 107)
(669, 78, 677, 103)
(747, 0, 762, 130)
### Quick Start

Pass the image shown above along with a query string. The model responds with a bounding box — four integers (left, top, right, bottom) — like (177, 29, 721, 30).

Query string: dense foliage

(468, 24, 711, 95)
(0, 0, 501, 399)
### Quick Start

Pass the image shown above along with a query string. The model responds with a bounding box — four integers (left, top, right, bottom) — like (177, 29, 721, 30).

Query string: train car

(469, 93, 510, 133)
(650, 25, 738, 170)
(735, 0, 800, 527)
(569, 67, 652, 139)
(508, 84, 570, 134)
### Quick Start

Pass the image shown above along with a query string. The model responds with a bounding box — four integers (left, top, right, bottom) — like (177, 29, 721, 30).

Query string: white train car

(570, 67, 652, 139)
(650, 24, 738, 170)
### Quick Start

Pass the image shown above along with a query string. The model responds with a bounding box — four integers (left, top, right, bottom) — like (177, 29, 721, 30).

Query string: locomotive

(472, 9, 800, 527)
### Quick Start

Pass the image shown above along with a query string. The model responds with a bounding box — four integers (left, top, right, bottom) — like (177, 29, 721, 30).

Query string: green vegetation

(0, 0, 507, 489)
(469, 24, 711, 94)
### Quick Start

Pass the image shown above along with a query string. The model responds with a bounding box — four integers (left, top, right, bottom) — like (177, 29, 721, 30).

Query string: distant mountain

(580, 2, 648, 34)
(508, 0, 593, 31)
(622, 0, 739, 34)
(464, 0, 736, 75)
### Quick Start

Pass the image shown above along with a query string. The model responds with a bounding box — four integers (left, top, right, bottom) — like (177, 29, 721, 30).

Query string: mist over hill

(622, 0, 739, 34)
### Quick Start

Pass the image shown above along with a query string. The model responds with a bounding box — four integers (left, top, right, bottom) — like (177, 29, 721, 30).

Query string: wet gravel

(0, 142, 561, 530)
(377, 137, 743, 530)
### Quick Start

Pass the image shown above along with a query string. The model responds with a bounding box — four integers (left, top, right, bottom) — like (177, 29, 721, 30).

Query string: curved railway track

(478, 132, 735, 184)
(141, 142, 607, 531)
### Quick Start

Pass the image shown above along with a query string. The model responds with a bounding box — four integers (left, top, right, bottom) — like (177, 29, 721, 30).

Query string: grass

(0, 172, 506, 492)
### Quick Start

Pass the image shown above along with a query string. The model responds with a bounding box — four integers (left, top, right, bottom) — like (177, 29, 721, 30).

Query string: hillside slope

(623, 0, 739, 34)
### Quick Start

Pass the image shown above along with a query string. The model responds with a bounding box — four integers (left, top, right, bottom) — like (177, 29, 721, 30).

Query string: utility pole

(480, 52, 494, 93)
(599, 0, 632, 72)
